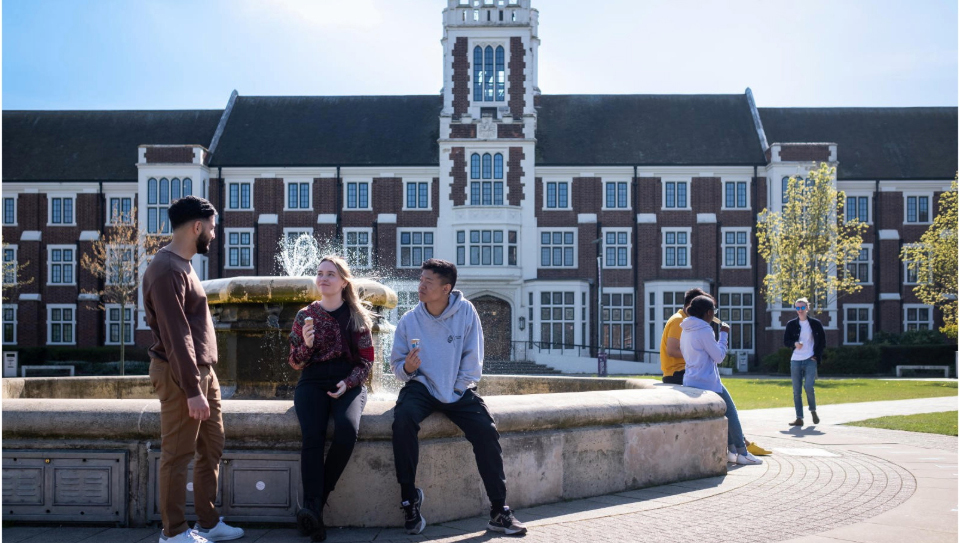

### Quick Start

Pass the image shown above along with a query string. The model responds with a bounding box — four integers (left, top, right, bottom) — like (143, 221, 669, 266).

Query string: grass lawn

(845, 411, 958, 436)
(630, 377, 957, 411)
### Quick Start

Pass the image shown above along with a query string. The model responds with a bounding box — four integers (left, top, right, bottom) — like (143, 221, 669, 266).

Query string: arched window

(171, 178, 181, 202)
(493, 153, 503, 179)
(484, 46, 494, 101)
(147, 178, 158, 205)
(482, 153, 492, 179)
(473, 47, 483, 102)
(471, 153, 481, 179)
(159, 178, 169, 205)
(495, 46, 505, 101)
(183, 178, 193, 196)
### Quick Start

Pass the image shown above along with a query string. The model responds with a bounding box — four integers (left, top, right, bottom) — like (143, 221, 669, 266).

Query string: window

(905, 194, 931, 223)
(539, 230, 576, 267)
(473, 44, 506, 102)
(662, 228, 690, 268)
(903, 244, 931, 285)
(48, 245, 76, 285)
(904, 305, 933, 332)
(663, 181, 688, 209)
(602, 290, 634, 350)
(47, 304, 76, 345)
(781, 176, 805, 205)
(718, 289, 754, 351)
(540, 291, 575, 347)
(3, 197, 16, 225)
(405, 181, 430, 210)
(227, 181, 252, 210)
(603, 228, 630, 268)
(49, 196, 75, 225)
(724, 181, 748, 209)
(456, 229, 518, 266)
(286, 181, 311, 210)
(106, 245, 135, 285)
(844, 305, 873, 344)
(344, 228, 372, 269)
(845, 195, 870, 223)
(604, 181, 629, 209)
(283, 228, 312, 244)
(721, 228, 750, 268)
(345, 182, 370, 210)
(650, 289, 687, 350)
(399, 230, 435, 268)
(147, 177, 193, 233)
(544, 181, 570, 209)
(105, 304, 135, 345)
(107, 196, 133, 224)
(225, 229, 253, 269)
(391, 290, 420, 323)
(3, 305, 16, 344)
(3, 246, 16, 286)
(845, 244, 872, 284)
(469, 153, 504, 205)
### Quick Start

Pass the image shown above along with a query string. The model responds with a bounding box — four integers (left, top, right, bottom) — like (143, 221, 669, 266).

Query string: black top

(300, 303, 354, 385)
(783, 317, 826, 365)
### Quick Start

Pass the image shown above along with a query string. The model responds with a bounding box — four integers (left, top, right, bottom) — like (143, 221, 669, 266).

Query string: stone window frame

(283, 179, 313, 212)
(468, 40, 510, 108)
(104, 303, 136, 346)
(661, 180, 691, 211)
(396, 228, 436, 269)
(2, 304, 16, 345)
(601, 227, 632, 269)
(717, 287, 756, 352)
(47, 244, 77, 286)
(661, 227, 692, 269)
(721, 180, 750, 210)
(343, 227, 374, 270)
(46, 303, 77, 346)
(843, 304, 873, 345)
(720, 227, 751, 269)
(3, 194, 17, 226)
(402, 179, 433, 211)
(843, 191, 872, 225)
(903, 191, 933, 224)
(903, 304, 934, 333)
(3, 245, 17, 286)
(601, 181, 631, 210)
(224, 228, 255, 270)
(226, 181, 254, 211)
(106, 195, 135, 226)
(47, 193, 77, 226)
(343, 180, 372, 211)
(845, 243, 873, 285)
(542, 180, 572, 210)
(537, 227, 577, 268)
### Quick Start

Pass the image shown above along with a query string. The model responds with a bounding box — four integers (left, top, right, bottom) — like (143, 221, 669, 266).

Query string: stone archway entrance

(472, 295, 512, 361)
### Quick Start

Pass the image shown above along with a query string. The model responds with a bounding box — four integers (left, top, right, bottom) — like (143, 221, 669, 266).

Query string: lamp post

(593, 238, 607, 377)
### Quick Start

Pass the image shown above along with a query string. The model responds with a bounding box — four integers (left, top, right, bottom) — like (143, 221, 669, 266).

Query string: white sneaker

(193, 517, 245, 541)
(736, 452, 763, 465)
(160, 530, 210, 543)
(727, 451, 738, 463)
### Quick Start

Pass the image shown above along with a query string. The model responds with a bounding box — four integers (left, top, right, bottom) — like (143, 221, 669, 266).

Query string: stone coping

(2, 385, 725, 442)
(201, 276, 397, 308)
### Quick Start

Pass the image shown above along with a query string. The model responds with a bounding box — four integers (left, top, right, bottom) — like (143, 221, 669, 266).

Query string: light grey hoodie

(390, 290, 484, 403)
(679, 316, 728, 394)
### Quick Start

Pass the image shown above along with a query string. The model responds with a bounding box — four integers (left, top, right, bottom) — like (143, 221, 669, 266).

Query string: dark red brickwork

(778, 144, 831, 162)
(144, 146, 195, 164)
(450, 124, 477, 139)
(449, 147, 467, 206)
(452, 37, 470, 116)
(507, 147, 525, 206)
(498, 123, 524, 138)
(508, 37, 526, 118)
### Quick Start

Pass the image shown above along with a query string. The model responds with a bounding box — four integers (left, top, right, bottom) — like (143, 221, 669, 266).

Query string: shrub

(867, 329, 945, 346)
(819, 345, 881, 375)
(7, 346, 150, 366)
(761, 347, 792, 374)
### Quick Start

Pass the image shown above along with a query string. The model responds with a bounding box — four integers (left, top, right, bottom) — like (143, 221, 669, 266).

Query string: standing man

(390, 259, 527, 536)
(784, 297, 825, 427)
(143, 196, 244, 543)
(660, 288, 707, 384)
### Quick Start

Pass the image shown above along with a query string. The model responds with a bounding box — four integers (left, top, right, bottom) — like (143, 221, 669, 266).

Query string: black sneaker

(488, 506, 527, 535)
(811, 411, 820, 424)
(401, 488, 426, 535)
(297, 499, 325, 540)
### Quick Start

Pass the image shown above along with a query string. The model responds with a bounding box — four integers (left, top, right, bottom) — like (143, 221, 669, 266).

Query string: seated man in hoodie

(390, 259, 527, 536)
(680, 295, 762, 466)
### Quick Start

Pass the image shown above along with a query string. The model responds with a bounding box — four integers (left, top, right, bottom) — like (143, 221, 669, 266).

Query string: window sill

(659, 208, 692, 212)
(47, 283, 78, 287)
(721, 266, 752, 270)
(401, 208, 434, 212)
(600, 207, 631, 212)
(661, 266, 692, 270)
(283, 208, 314, 212)
(343, 208, 373, 212)
(47, 224, 78, 227)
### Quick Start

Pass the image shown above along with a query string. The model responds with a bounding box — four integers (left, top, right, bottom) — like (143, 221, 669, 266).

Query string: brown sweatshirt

(142, 246, 218, 398)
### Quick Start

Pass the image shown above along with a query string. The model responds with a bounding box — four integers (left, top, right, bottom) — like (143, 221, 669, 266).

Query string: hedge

(6, 347, 151, 376)
(761, 344, 957, 376)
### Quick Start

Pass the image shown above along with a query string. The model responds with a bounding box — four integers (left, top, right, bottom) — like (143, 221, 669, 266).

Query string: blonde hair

(795, 297, 810, 307)
(318, 255, 374, 332)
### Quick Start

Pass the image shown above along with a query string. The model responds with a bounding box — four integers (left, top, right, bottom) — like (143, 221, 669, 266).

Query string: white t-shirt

(791, 320, 815, 360)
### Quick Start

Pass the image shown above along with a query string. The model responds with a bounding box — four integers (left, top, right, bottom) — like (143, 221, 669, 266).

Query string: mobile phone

(411, 338, 420, 349)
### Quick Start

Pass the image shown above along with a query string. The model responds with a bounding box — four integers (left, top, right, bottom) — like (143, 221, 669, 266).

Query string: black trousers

(294, 381, 367, 501)
(662, 370, 685, 385)
(392, 380, 506, 504)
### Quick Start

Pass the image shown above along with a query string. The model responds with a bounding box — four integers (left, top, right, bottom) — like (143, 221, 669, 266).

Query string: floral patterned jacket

(288, 301, 375, 389)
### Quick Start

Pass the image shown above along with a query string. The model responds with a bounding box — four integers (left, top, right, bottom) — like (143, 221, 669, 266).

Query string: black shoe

(401, 488, 426, 535)
(488, 506, 527, 535)
(311, 520, 327, 542)
(297, 499, 322, 537)
(789, 418, 803, 427)
(811, 411, 820, 424)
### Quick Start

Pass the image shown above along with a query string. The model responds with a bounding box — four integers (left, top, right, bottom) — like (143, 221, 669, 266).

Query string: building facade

(2, 0, 956, 373)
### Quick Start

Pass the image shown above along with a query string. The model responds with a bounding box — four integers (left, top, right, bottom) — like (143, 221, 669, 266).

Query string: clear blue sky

(3, 0, 957, 110)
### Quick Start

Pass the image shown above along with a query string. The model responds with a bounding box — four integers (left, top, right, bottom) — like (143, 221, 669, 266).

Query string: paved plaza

(4, 396, 957, 543)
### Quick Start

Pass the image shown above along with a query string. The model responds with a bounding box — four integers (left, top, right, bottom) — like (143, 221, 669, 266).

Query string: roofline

(2, 178, 138, 183)
(535, 162, 768, 167)
(208, 162, 442, 168)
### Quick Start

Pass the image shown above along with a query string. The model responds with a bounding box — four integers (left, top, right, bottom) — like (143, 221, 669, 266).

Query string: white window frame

(3, 195, 17, 226)
(467, 40, 510, 108)
(717, 287, 756, 353)
(538, 290, 579, 348)
(602, 181, 631, 210)
(386, 281, 421, 324)
(842, 304, 874, 345)
(105, 194, 135, 226)
(902, 243, 930, 285)
(104, 303, 136, 345)
(456, 228, 518, 267)
(537, 228, 578, 268)
(2, 304, 17, 345)
(343, 227, 374, 269)
(903, 304, 934, 332)
(903, 192, 933, 224)
(105, 244, 136, 286)
(47, 193, 77, 226)
(843, 192, 872, 225)
(283, 180, 313, 211)
(224, 228, 255, 270)
(601, 287, 636, 352)
(282, 227, 313, 243)
(661, 227, 692, 269)
(344, 180, 372, 211)
(146, 177, 195, 234)
(226, 181, 254, 211)
(47, 244, 77, 286)
(720, 227, 751, 269)
(845, 243, 873, 285)
(543, 180, 572, 210)
(601, 227, 632, 269)
(47, 303, 77, 345)
(3, 245, 17, 286)
(721, 180, 750, 210)
(402, 180, 432, 211)
(661, 180, 691, 211)
(396, 228, 436, 268)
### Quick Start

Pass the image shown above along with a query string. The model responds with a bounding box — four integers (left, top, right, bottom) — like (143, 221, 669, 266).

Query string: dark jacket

(783, 317, 826, 365)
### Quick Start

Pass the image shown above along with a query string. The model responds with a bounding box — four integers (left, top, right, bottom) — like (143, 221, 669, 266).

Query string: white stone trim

(696, 213, 717, 224)
(19, 293, 41, 301)
(377, 214, 398, 224)
(77, 293, 100, 301)
(258, 214, 279, 225)
(20, 231, 41, 241)
(577, 213, 597, 224)
(317, 214, 338, 224)
(636, 213, 657, 224)
(79, 231, 100, 241)
(878, 229, 900, 240)
(879, 293, 901, 301)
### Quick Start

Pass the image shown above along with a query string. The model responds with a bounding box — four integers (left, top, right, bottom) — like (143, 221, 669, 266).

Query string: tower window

(473, 45, 506, 102)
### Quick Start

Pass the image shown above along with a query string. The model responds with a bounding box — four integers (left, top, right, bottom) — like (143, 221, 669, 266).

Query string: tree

(2, 243, 34, 303)
(900, 178, 958, 338)
(756, 162, 868, 313)
(80, 206, 167, 374)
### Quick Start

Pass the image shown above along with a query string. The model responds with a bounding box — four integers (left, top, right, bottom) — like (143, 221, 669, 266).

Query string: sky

(2, 0, 957, 110)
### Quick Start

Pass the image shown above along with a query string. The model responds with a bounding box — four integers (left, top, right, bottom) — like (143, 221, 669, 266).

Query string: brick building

(2, 0, 956, 373)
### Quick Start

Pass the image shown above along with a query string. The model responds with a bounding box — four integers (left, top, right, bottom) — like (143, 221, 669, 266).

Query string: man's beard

(196, 231, 212, 254)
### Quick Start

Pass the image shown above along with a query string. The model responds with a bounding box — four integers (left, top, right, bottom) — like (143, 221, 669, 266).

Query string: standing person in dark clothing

(783, 297, 826, 427)
(143, 196, 244, 543)
(288, 255, 375, 542)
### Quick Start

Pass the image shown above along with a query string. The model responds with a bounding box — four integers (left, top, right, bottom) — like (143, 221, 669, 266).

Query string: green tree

(2, 242, 34, 303)
(900, 178, 958, 338)
(757, 162, 868, 313)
